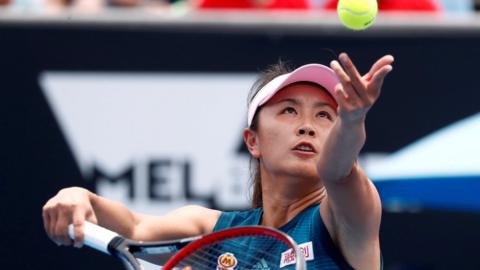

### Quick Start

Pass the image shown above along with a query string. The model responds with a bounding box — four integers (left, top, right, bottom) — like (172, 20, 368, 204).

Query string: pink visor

(247, 63, 340, 127)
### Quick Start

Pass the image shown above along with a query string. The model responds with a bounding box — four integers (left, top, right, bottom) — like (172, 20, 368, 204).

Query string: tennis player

(42, 52, 393, 270)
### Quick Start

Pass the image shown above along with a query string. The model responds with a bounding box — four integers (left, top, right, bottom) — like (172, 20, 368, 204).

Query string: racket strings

(185, 244, 279, 267)
(190, 246, 282, 270)
(193, 235, 285, 262)
(171, 235, 293, 270)
(180, 248, 281, 270)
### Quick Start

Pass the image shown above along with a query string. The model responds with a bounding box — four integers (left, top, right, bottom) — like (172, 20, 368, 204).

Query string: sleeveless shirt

(213, 204, 356, 269)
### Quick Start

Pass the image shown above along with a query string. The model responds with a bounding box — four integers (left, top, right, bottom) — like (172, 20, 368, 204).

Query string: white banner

(40, 72, 257, 214)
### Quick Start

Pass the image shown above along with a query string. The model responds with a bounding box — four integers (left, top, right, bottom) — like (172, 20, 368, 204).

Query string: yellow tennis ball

(337, 0, 378, 31)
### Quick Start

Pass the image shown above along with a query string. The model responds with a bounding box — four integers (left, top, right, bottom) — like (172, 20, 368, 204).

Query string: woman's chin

(284, 164, 319, 180)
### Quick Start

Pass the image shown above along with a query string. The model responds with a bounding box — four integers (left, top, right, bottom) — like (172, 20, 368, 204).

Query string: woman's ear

(243, 128, 260, 158)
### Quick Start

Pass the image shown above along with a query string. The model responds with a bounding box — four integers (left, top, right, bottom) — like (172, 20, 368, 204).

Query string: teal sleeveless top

(213, 204, 356, 270)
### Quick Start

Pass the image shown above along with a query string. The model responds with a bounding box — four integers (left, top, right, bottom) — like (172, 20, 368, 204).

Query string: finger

(369, 65, 393, 98)
(48, 210, 62, 245)
(43, 206, 60, 245)
(330, 60, 360, 104)
(338, 53, 368, 101)
(333, 84, 350, 113)
(55, 210, 73, 246)
(364, 55, 394, 81)
(72, 209, 86, 248)
(86, 210, 98, 225)
(42, 205, 50, 235)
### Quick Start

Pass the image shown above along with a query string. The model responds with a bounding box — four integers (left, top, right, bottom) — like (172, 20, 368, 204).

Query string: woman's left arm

(318, 53, 394, 269)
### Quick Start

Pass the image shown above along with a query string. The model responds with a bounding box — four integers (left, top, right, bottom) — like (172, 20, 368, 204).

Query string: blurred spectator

(108, 0, 142, 7)
(46, 0, 169, 9)
(323, 0, 441, 11)
(46, 0, 73, 7)
(437, 0, 473, 12)
(0, 0, 11, 5)
(196, 0, 310, 9)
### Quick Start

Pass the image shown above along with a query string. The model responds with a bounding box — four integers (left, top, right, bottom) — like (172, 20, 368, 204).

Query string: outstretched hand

(330, 53, 394, 124)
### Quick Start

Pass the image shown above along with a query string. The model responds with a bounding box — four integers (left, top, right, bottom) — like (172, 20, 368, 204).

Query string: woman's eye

(282, 107, 297, 114)
(317, 111, 332, 120)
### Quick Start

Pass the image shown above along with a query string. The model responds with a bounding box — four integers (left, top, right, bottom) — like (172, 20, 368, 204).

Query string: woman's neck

(260, 175, 326, 228)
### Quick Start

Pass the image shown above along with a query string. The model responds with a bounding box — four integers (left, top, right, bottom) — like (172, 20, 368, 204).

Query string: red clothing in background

(198, 0, 310, 9)
(323, 0, 440, 11)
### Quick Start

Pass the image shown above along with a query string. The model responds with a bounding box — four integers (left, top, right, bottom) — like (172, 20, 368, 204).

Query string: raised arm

(42, 187, 220, 248)
(317, 53, 394, 269)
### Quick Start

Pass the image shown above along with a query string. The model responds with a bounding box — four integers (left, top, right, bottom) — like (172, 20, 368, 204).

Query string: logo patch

(217, 252, 238, 270)
(280, 241, 315, 268)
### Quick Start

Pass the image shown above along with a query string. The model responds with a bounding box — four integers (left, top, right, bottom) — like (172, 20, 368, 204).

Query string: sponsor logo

(280, 241, 314, 268)
(217, 252, 238, 270)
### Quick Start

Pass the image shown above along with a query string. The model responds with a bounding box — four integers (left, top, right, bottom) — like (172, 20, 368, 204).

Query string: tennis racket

(68, 221, 306, 270)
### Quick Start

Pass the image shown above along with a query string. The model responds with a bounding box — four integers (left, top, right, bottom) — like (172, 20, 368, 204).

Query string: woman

(42, 52, 393, 269)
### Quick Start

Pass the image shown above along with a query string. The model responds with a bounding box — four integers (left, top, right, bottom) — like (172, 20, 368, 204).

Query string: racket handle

(68, 221, 119, 254)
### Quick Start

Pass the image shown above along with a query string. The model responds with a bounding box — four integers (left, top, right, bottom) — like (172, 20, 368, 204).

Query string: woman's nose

(298, 126, 315, 137)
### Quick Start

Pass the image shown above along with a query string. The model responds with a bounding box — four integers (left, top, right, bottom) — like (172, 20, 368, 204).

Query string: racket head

(163, 226, 306, 270)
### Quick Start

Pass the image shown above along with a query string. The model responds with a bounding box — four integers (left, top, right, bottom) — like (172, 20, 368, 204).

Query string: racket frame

(163, 225, 306, 270)
(69, 222, 306, 270)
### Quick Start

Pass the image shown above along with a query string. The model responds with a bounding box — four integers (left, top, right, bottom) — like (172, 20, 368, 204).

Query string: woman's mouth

(293, 142, 316, 153)
(292, 142, 317, 157)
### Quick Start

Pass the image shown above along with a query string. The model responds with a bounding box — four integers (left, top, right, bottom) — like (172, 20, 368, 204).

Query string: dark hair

(247, 60, 293, 208)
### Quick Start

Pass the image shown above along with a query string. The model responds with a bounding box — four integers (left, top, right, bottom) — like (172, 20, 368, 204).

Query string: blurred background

(1, 0, 480, 269)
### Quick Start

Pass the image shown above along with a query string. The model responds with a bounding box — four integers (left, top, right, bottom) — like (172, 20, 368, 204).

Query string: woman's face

(254, 82, 338, 180)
